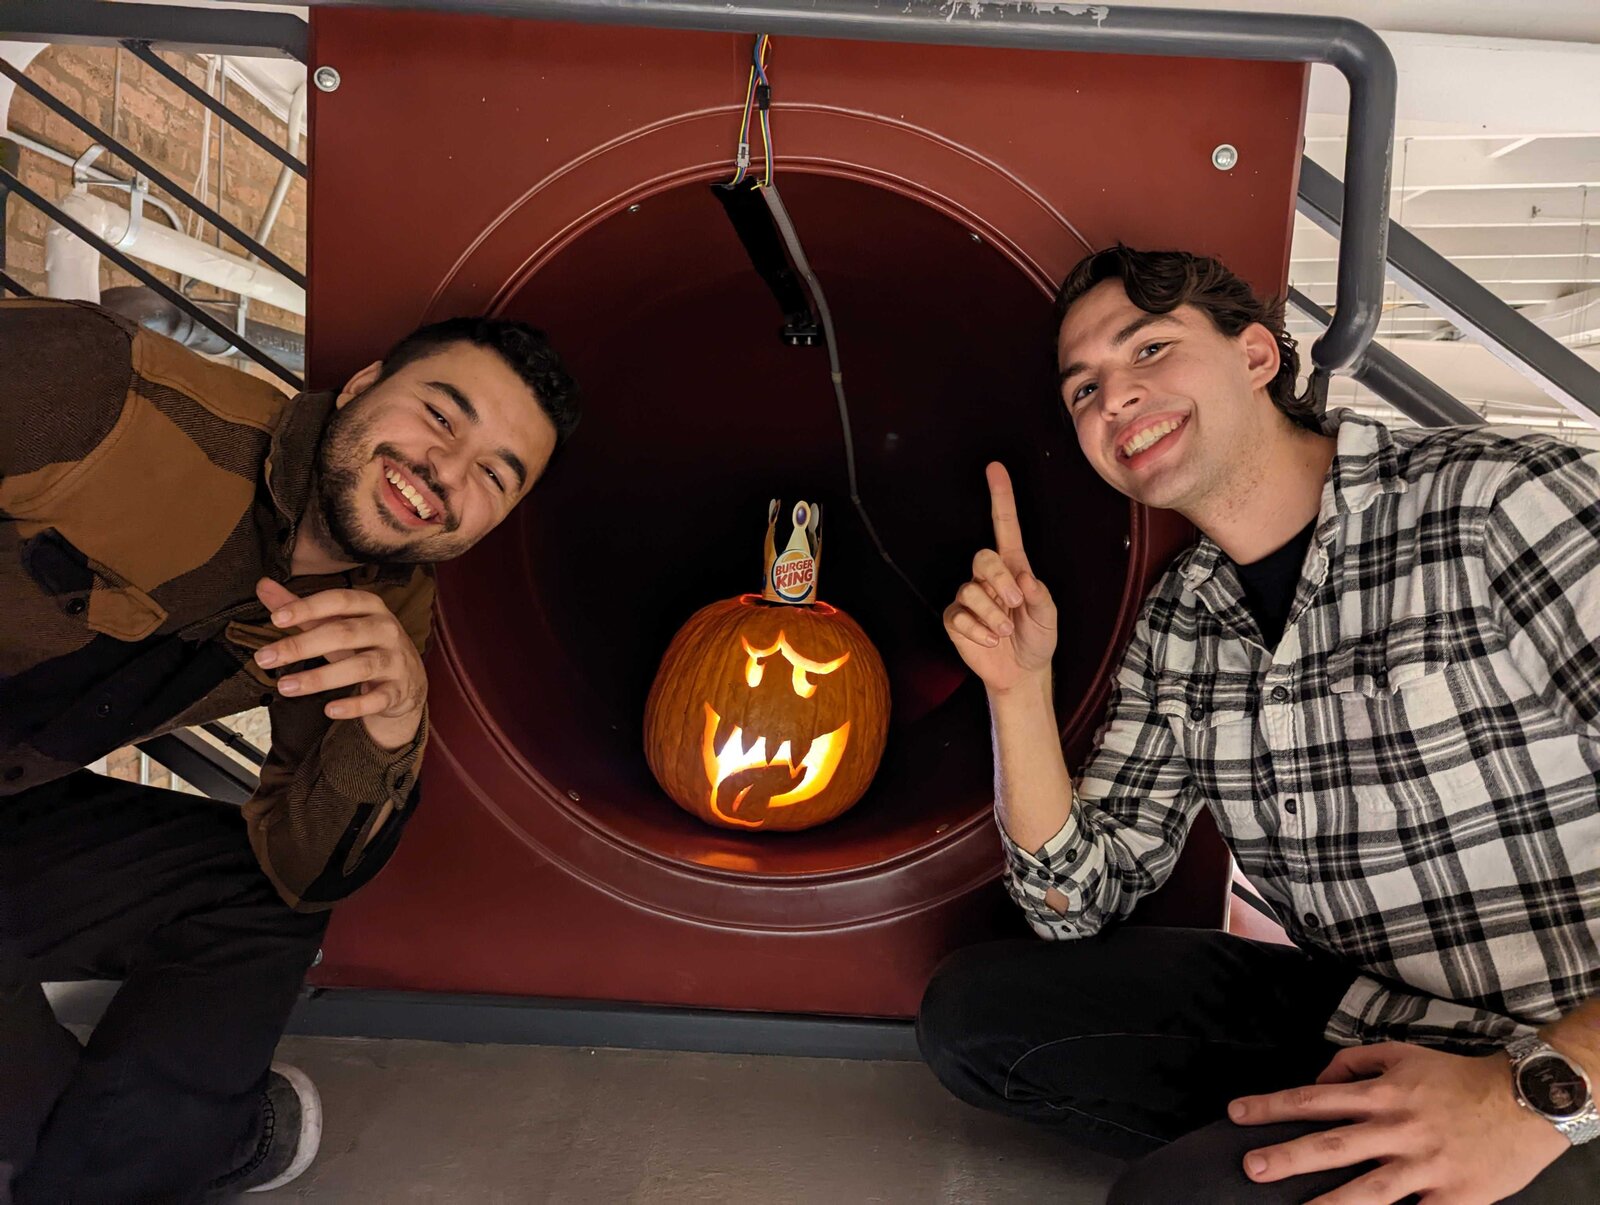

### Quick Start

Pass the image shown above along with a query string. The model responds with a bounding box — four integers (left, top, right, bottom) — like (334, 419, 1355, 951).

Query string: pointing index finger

(986, 462, 1031, 570)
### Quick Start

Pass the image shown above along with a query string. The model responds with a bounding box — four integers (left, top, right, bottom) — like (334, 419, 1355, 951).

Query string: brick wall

(3, 43, 306, 340)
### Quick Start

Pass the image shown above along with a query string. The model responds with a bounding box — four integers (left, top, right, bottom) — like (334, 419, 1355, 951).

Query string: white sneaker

(226, 1061, 323, 1194)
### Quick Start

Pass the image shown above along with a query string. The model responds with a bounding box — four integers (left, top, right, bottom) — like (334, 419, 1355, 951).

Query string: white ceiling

(1282, 25, 1600, 445)
(1091, 0, 1600, 44)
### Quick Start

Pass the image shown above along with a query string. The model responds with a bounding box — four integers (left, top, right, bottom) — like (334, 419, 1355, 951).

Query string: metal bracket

(70, 143, 105, 186)
(68, 145, 148, 246)
(114, 174, 150, 248)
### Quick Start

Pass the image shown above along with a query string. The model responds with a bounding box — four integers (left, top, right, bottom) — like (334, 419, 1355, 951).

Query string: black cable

(759, 183, 937, 618)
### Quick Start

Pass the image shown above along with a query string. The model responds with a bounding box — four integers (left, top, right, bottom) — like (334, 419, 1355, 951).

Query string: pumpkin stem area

(738, 592, 838, 617)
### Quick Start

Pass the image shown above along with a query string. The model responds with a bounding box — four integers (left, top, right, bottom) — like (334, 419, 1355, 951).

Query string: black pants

(0, 771, 328, 1204)
(917, 927, 1600, 1204)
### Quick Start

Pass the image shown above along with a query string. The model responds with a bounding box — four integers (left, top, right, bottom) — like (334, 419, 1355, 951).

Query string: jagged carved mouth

(700, 704, 851, 829)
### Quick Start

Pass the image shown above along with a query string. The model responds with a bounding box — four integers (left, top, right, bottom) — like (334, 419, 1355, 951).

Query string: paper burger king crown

(761, 499, 821, 605)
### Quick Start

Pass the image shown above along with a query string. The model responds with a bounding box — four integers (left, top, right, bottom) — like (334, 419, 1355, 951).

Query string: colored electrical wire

(725, 35, 773, 189)
(754, 34, 773, 187)
(727, 54, 756, 185)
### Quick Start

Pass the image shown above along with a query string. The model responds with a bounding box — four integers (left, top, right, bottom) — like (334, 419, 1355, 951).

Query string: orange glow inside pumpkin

(698, 629, 854, 828)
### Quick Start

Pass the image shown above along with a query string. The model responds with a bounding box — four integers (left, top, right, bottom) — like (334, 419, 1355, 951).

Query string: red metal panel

(306, 9, 1306, 1016)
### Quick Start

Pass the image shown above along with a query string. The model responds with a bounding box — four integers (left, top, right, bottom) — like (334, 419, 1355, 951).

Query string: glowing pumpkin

(644, 595, 890, 832)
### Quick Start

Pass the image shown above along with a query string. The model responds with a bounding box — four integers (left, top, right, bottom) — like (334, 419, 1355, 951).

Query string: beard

(310, 390, 463, 565)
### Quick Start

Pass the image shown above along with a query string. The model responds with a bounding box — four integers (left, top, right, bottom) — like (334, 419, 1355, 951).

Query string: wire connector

(755, 83, 771, 111)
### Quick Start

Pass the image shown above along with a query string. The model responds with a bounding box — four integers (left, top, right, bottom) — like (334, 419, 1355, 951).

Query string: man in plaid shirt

(919, 246, 1600, 1203)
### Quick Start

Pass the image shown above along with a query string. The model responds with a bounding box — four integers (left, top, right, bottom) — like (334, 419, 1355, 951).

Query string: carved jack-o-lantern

(643, 501, 890, 832)
(644, 596, 890, 831)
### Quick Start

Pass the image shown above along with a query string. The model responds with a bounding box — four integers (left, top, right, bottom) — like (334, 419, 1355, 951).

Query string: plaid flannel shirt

(1003, 412, 1600, 1049)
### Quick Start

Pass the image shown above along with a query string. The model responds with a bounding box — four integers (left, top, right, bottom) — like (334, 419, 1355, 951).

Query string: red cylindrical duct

(306, 10, 1307, 1016)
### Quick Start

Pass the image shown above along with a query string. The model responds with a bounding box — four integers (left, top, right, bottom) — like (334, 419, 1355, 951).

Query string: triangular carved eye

(742, 633, 851, 699)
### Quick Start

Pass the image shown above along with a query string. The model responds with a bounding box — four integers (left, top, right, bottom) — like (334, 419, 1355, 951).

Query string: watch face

(1518, 1054, 1590, 1121)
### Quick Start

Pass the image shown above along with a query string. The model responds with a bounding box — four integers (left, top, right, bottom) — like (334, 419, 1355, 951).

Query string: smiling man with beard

(0, 298, 578, 1201)
(921, 247, 1600, 1203)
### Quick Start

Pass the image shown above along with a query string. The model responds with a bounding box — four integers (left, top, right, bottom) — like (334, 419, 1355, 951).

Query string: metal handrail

(9, 0, 1403, 391)
(0, 0, 309, 62)
(1287, 288, 1484, 429)
(274, 0, 1398, 388)
(124, 40, 307, 178)
(0, 57, 307, 287)
(0, 165, 305, 388)
(1299, 155, 1600, 425)
(137, 729, 260, 803)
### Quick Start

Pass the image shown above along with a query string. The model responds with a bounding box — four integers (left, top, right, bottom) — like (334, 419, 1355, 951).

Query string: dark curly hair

(1053, 245, 1318, 431)
(377, 316, 581, 446)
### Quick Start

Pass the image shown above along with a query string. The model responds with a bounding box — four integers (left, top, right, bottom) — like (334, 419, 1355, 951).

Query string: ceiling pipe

(47, 189, 305, 312)
(100, 284, 305, 372)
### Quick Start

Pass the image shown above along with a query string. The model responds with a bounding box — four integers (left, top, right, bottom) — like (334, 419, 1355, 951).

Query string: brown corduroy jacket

(1, 298, 434, 911)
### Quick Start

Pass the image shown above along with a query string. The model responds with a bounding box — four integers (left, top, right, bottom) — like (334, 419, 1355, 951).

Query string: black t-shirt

(1234, 519, 1316, 649)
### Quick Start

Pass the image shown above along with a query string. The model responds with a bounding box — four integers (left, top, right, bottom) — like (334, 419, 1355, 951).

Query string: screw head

(627, 204, 642, 214)
(1211, 143, 1239, 171)
(313, 65, 342, 93)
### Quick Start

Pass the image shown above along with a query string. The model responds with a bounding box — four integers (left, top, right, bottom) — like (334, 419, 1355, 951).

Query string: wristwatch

(1506, 1034, 1600, 1146)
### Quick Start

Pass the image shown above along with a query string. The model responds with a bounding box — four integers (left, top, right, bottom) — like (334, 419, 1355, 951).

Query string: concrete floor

(252, 1035, 1126, 1203)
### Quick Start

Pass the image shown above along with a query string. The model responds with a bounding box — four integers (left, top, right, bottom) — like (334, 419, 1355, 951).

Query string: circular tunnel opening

(433, 171, 1134, 879)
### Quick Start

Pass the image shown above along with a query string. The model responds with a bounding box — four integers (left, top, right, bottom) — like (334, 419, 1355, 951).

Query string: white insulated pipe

(45, 217, 103, 301)
(47, 191, 305, 314)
